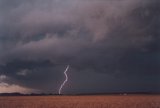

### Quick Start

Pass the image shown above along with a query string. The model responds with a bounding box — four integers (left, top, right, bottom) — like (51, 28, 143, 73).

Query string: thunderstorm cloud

(0, 0, 159, 93)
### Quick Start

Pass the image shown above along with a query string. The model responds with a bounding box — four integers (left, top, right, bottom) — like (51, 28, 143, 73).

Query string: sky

(0, 0, 160, 94)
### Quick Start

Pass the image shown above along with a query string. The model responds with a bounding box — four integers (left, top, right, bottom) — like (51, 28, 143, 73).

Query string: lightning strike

(58, 65, 69, 95)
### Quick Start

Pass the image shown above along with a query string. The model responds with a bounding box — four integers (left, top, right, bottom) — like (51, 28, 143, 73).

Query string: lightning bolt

(58, 65, 69, 95)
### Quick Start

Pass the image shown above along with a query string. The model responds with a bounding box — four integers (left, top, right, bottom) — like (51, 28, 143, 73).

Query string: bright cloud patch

(17, 69, 30, 76)
(0, 75, 7, 81)
(0, 82, 38, 94)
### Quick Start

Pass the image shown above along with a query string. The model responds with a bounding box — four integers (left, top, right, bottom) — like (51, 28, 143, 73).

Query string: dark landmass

(0, 93, 54, 96)
(0, 92, 160, 96)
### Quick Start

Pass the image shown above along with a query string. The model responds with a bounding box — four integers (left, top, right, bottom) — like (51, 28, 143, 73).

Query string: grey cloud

(0, 0, 159, 93)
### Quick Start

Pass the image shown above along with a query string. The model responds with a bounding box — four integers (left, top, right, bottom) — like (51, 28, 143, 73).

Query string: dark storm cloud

(0, 0, 160, 93)
(0, 60, 66, 92)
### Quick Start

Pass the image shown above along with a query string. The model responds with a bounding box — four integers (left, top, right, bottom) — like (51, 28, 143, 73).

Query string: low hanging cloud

(0, 82, 38, 94)
(0, 0, 159, 93)
(0, 75, 7, 81)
